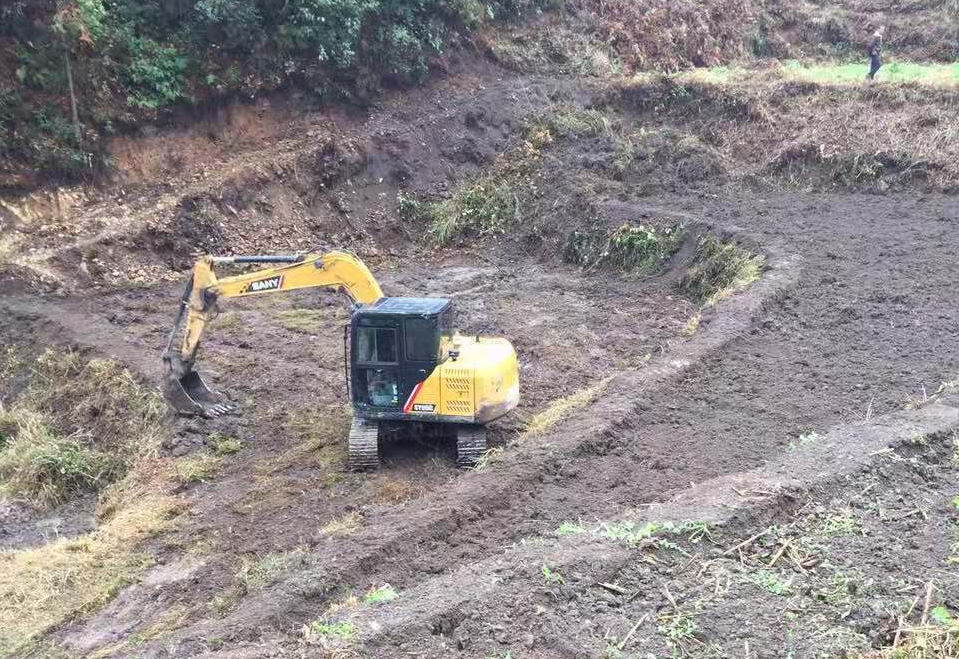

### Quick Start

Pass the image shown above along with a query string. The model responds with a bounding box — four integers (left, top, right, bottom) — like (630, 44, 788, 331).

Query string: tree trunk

(61, 31, 81, 145)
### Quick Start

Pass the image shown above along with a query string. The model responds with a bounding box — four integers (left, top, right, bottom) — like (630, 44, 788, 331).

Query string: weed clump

(303, 620, 356, 643)
(0, 350, 166, 506)
(238, 549, 309, 591)
(565, 223, 683, 275)
(365, 584, 398, 604)
(0, 407, 122, 506)
(532, 108, 613, 139)
(681, 235, 763, 305)
(399, 180, 519, 246)
(207, 432, 243, 456)
(174, 454, 222, 484)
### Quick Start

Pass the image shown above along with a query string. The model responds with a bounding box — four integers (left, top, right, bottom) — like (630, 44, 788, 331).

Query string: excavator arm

(163, 251, 383, 417)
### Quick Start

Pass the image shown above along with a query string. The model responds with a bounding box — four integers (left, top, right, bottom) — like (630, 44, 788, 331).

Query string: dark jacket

(868, 35, 883, 58)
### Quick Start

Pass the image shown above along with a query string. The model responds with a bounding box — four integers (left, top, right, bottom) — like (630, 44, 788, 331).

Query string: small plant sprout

(365, 584, 398, 605)
(658, 610, 699, 655)
(541, 564, 565, 585)
(302, 620, 356, 642)
(555, 521, 587, 536)
(908, 429, 927, 445)
(819, 511, 861, 537)
(788, 430, 819, 452)
(952, 496, 959, 512)
(749, 570, 794, 596)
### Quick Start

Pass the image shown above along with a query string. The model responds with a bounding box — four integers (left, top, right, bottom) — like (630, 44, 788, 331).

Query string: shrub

(0, 406, 123, 506)
(681, 234, 763, 305)
(123, 37, 189, 110)
(565, 223, 683, 274)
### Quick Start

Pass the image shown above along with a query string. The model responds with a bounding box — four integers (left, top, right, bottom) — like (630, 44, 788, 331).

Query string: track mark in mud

(342, 403, 959, 659)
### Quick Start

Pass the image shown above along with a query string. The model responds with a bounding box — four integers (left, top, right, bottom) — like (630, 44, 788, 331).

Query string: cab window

(405, 317, 437, 361)
(356, 327, 397, 363)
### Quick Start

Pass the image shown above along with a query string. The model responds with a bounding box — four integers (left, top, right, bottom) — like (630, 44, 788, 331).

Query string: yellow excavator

(162, 251, 520, 469)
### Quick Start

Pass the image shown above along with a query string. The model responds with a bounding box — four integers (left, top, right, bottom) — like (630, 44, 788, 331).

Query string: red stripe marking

(403, 382, 424, 413)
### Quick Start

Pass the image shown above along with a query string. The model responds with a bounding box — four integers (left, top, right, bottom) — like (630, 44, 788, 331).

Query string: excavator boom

(163, 251, 383, 417)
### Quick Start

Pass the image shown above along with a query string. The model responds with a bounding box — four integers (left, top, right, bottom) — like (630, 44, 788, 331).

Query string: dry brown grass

(611, 75, 959, 190)
(318, 511, 362, 537)
(523, 377, 614, 439)
(567, 0, 752, 72)
(0, 495, 184, 656)
(374, 476, 425, 504)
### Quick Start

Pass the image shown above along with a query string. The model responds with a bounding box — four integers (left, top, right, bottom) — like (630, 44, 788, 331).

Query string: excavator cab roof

(366, 297, 451, 315)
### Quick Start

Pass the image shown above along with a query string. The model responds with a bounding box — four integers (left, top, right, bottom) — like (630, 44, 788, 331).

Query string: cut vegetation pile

(0, 349, 184, 656)
(0, 350, 164, 505)
(564, 222, 682, 274)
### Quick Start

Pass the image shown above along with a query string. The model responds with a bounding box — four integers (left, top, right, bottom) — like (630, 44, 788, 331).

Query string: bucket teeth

(164, 370, 234, 418)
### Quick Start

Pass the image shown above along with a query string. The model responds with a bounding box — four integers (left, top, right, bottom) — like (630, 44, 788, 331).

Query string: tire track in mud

(161, 228, 801, 650)
(344, 403, 959, 659)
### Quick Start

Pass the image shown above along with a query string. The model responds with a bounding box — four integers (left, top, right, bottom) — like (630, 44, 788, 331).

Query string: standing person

(866, 26, 885, 81)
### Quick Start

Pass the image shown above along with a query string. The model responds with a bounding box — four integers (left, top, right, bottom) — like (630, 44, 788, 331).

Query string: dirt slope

(2, 35, 959, 659)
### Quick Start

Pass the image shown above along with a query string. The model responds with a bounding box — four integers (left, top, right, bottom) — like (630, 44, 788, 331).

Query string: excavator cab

(350, 297, 452, 418)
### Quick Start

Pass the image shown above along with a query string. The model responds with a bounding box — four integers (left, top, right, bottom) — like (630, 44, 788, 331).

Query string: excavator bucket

(164, 369, 234, 418)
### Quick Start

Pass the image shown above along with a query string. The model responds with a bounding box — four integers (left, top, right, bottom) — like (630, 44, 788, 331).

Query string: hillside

(2, 2, 959, 659)
(2, 0, 956, 190)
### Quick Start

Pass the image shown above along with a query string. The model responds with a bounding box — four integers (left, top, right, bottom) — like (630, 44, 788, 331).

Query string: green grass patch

(303, 620, 356, 640)
(819, 511, 861, 537)
(207, 432, 242, 456)
(681, 234, 763, 305)
(0, 406, 123, 506)
(565, 223, 683, 275)
(684, 60, 959, 86)
(555, 521, 588, 536)
(0, 349, 167, 507)
(364, 584, 398, 605)
(237, 549, 308, 592)
(174, 454, 222, 484)
(601, 520, 712, 545)
(748, 569, 794, 596)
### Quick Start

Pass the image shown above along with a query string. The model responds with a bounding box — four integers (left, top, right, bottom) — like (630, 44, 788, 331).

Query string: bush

(123, 37, 189, 110)
(565, 223, 683, 274)
(0, 406, 123, 506)
(681, 235, 763, 305)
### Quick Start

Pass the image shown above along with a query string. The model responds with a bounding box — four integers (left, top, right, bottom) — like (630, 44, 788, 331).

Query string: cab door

(351, 321, 401, 412)
(400, 316, 440, 415)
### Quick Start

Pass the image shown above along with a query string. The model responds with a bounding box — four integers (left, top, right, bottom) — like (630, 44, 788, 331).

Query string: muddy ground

(1, 55, 959, 659)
